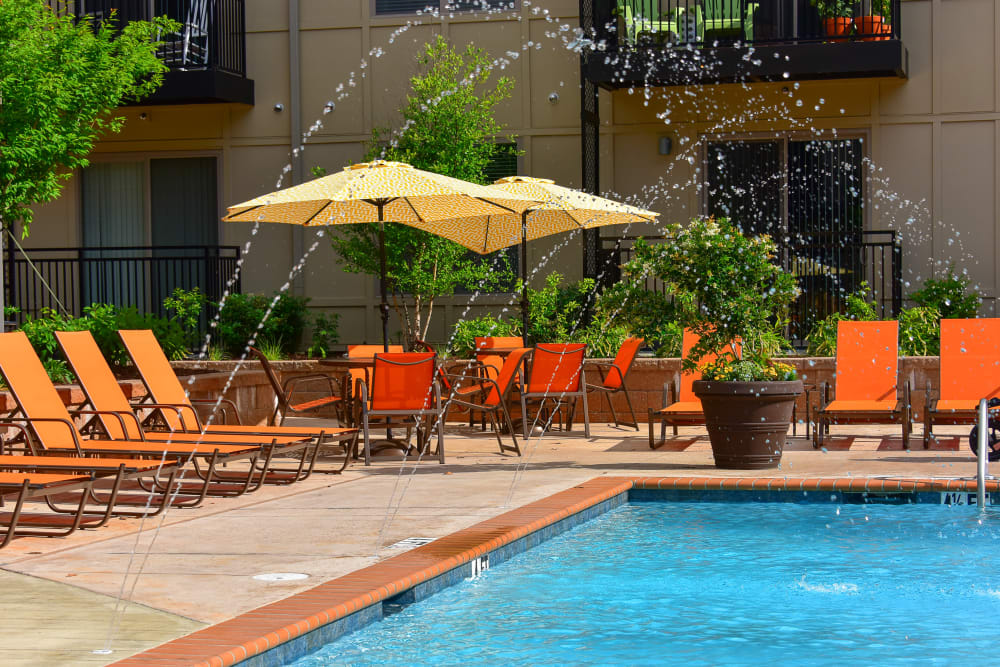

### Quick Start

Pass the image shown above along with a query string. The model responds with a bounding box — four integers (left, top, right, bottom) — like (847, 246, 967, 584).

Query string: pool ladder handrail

(977, 398, 994, 508)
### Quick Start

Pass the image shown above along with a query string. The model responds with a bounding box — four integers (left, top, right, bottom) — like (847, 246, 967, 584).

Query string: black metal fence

(598, 230, 901, 347)
(4, 245, 241, 325)
(47, 0, 246, 76)
(593, 0, 901, 47)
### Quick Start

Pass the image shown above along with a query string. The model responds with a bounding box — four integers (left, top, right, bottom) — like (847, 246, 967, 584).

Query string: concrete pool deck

(0, 420, 987, 665)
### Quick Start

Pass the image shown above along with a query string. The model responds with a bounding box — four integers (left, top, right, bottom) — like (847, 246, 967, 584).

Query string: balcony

(3, 246, 242, 327)
(581, 0, 908, 87)
(51, 0, 254, 105)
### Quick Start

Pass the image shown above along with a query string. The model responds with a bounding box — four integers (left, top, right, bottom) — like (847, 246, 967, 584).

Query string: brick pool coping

(114, 475, 1000, 667)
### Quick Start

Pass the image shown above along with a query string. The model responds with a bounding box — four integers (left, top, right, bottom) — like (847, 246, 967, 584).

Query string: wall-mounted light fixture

(658, 136, 672, 156)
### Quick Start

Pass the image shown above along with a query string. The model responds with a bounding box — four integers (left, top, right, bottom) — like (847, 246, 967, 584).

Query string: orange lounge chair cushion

(823, 399, 897, 413)
(290, 395, 342, 411)
(657, 401, 704, 414)
(933, 399, 980, 413)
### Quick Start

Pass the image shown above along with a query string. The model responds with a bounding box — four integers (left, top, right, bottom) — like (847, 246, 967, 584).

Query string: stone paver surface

(0, 419, 982, 664)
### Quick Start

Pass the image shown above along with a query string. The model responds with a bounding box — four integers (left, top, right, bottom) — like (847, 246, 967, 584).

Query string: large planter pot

(692, 380, 803, 470)
(822, 17, 853, 41)
(855, 15, 891, 41)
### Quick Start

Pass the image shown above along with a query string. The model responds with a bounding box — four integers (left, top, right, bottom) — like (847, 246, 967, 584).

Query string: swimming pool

(290, 501, 1000, 665)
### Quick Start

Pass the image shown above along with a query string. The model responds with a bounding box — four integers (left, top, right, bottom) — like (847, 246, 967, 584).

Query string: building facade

(11, 0, 1000, 345)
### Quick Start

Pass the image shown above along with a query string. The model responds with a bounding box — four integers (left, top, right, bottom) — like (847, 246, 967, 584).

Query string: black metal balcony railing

(600, 0, 901, 48)
(3, 246, 241, 328)
(598, 230, 901, 347)
(48, 0, 246, 77)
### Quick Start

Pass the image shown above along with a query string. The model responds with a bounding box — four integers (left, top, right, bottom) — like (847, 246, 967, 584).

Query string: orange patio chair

(357, 352, 444, 465)
(648, 330, 730, 449)
(117, 330, 358, 455)
(924, 318, 1000, 448)
(519, 343, 590, 438)
(345, 344, 404, 424)
(474, 336, 523, 378)
(58, 330, 346, 482)
(814, 320, 912, 449)
(444, 347, 531, 456)
(249, 346, 345, 426)
(585, 336, 644, 430)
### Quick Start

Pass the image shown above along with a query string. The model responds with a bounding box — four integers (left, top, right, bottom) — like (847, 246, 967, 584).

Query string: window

(704, 136, 870, 340)
(374, 0, 516, 16)
(81, 156, 220, 312)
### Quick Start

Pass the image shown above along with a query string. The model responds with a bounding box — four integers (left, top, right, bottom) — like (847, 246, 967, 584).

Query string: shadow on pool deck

(0, 420, 983, 665)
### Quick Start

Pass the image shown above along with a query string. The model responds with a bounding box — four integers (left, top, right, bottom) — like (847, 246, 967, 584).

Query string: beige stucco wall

(18, 0, 1000, 344)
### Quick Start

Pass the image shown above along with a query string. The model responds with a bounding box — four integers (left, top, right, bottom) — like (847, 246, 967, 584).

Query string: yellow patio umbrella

(402, 176, 659, 345)
(223, 161, 534, 350)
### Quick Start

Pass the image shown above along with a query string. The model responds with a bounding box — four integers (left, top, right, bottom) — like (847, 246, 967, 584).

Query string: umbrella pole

(378, 206, 390, 353)
(520, 210, 530, 347)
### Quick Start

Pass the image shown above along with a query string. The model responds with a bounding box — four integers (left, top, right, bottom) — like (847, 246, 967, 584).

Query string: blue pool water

(291, 501, 1000, 665)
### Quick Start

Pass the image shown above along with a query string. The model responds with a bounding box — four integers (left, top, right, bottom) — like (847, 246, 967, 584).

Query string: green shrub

(448, 315, 520, 358)
(805, 281, 878, 356)
(579, 322, 630, 358)
(899, 306, 941, 356)
(307, 313, 340, 359)
(14, 303, 186, 384)
(163, 287, 206, 349)
(595, 282, 683, 357)
(909, 267, 980, 319)
(525, 273, 596, 344)
(215, 292, 310, 357)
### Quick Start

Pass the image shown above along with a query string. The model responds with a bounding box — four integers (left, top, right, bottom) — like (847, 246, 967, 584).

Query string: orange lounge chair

(586, 336, 644, 430)
(814, 320, 912, 449)
(0, 470, 121, 548)
(520, 343, 590, 438)
(0, 331, 289, 504)
(117, 330, 358, 454)
(55, 330, 337, 483)
(444, 347, 530, 456)
(924, 318, 1000, 448)
(648, 330, 726, 448)
(358, 352, 444, 465)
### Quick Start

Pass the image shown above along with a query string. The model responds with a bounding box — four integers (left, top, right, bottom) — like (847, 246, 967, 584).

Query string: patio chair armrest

(68, 408, 145, 441)
(282, 373, 340, 398)
(0, 421, 34, 451)
(188, 397, 242, 424)
(9, 416, 84, 454)
(132, 402, 201, 433)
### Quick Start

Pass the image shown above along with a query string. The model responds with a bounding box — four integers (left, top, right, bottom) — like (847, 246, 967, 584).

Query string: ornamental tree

(619, 217, 800, 380)
(329, 36, 518, 347)
(0, 1, 175, 236)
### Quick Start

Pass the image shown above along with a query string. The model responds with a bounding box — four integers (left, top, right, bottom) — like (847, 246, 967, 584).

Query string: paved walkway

(0, 420, 981, 665)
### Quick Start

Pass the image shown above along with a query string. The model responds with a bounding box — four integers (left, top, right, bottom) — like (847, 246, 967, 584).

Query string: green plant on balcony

(810, 0, 853, 18)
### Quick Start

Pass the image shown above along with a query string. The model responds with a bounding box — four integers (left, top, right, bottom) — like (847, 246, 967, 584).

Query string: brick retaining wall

(0, 357, 942, 429)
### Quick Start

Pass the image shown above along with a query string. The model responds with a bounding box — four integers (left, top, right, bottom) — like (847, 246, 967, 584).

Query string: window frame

(699, 129, 871, 234)
(371, 0, 520, 18)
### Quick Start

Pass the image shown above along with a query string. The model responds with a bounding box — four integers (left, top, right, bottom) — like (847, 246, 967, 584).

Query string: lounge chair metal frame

(249, 346, 346, 426)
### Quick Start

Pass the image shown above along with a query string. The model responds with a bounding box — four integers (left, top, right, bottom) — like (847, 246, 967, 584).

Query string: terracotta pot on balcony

(822, 17, 853, 41)
(855, 15, 892, 41)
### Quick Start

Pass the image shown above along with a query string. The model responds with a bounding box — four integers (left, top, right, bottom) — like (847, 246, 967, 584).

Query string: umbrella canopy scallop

(222, 161, 533, 226)
(401, 176, 660, 254)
